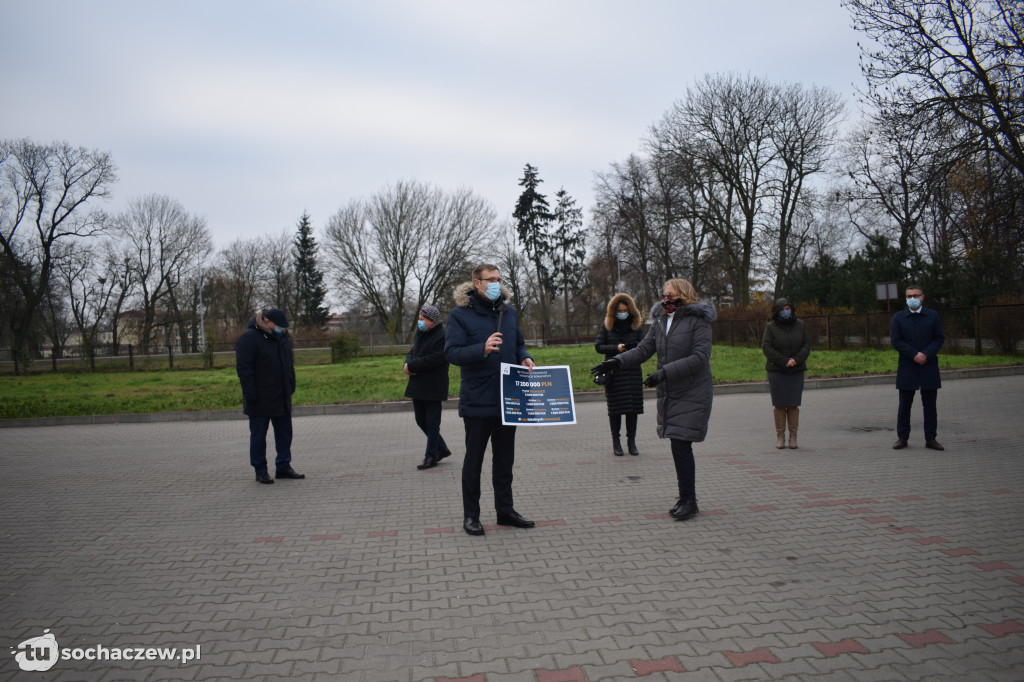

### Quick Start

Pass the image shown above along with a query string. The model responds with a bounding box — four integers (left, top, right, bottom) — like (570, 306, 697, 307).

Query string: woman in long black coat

(594, 293, 645, 456)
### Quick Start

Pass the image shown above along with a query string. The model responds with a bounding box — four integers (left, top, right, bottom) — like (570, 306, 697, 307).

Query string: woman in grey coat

(592, 279, 716, 521)
(761, 298, 811, 449)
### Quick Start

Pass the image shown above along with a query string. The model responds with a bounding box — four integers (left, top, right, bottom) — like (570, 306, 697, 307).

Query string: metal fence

(543, 304, 1024, 354)
(710, 304, 1024, 354)
(3, 304, 1021, 374)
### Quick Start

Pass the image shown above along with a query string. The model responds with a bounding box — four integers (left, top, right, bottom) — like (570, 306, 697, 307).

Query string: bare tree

(493, 219, 535, 319)
(795, 187, 862, 267)
(650, 73, 779, 304)
(592, 155, 661, 306)
(0, 138, 117, 371)
(218, 237, 269, 325)
(324, 181, 494, 343)
(844, 0, 1024, 177)
(265, 229, 299, 315)
(408, 186, 493, 333)
(114, 194, 212, 352)
(766, 83, 845, 296)
(56, 239, 126, 366)
(841, 111, 950, 265)
(38, 244, 76, 358)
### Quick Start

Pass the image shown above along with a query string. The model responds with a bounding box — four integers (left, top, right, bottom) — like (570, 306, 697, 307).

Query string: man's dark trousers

(249, 415, 293, 473)
(897, 389, 938, 441)
(413, 399, 448, 458)
(462, 416, 516, 520)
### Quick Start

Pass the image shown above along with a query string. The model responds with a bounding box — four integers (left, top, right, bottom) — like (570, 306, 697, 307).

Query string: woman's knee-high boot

(787, 406, 799, 449)
(774, 407, 787, 449)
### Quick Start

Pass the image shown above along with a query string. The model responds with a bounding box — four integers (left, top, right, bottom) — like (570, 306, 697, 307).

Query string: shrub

(330, 331, 362, 363)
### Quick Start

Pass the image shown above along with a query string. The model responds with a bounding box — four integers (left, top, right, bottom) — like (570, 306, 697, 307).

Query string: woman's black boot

(610, 415, 624, 456)
(625, 413, 639, 456)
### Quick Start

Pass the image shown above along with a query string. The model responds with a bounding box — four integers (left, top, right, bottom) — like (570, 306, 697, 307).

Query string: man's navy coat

(236, 318, 296, 416)
(890, 307, 945, 390)
(445, 282, 532, 418)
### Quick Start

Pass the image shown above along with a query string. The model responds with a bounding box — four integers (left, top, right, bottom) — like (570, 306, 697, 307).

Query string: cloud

(140, 59, 632, 161)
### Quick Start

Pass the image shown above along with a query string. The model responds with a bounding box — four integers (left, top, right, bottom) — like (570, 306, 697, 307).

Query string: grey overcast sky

(1, 0, 864, 249)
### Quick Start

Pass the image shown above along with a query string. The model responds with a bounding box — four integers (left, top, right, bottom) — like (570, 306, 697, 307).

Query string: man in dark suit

(890, 285, 945, 451)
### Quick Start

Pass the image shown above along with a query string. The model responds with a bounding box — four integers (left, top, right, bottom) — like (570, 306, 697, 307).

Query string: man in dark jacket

(445, 264, 535, 536)
(404, 305, 451, 470)
(890, 285, 945, 451)
(235, 308, 305, 484)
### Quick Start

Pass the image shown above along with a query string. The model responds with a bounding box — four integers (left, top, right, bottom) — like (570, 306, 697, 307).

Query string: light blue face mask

(778, 309, 792, 320)
(417, 320, 427, 332)
(615, 312, 629, 320)
(485, 282, 502, 301)
(272, 326, 284, 335)
(906, 297, 922, 310)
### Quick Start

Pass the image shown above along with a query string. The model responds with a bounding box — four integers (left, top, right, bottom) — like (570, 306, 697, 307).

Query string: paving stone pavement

(2, 375, 1023, 682)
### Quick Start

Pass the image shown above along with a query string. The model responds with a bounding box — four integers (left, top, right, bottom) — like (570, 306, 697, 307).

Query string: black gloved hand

(643, 370, 665, 387)
(591, 358, 620, 376)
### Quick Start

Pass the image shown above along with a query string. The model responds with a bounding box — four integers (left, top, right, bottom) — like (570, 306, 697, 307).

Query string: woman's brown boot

(774, 407, 787, 449)
(787, 406, 799, 449)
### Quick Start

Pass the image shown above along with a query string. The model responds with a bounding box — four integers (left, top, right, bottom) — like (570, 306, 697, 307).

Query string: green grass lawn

(1, 345, 1018, 420)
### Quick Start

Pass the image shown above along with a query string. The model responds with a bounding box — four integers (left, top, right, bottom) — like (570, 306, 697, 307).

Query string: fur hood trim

(604, 293, 642, 331)
(648, 299, 718, 323)
(453, 281, 512, 308)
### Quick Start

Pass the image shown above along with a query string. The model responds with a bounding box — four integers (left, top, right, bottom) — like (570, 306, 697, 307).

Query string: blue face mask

(485, 282, 502, 301)
(272, 326, 284, 335)
(906, 297, 922, 310)
(417, 320, 427, 332)
(778, 309, 792, 320)
(615, 312, 629, 320)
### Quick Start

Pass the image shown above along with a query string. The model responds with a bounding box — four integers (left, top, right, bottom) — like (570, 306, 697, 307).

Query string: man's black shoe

(463, 518, 485, 536)
(925, 439, 945, 451)
(496, 511, 535, 528)
(670, 495, 699, 521)
(275, 468, 305, 479)
(893, 438, 909, 450)
(255, 472, 274, 484)
(417, 457, 438, 470)
(437, 449, 452, 461)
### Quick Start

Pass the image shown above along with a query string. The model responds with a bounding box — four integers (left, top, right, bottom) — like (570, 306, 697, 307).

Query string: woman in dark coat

(595, 293, 645, 456)
(404, 305, 451, 470)
(761, 298, 811, 449)
(592, 279, 716, 521)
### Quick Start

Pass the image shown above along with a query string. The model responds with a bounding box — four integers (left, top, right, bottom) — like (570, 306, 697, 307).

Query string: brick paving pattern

(2, 375, 1023, 680)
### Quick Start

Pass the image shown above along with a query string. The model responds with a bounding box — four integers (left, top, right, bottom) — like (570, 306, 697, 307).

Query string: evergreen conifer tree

(551, 188, 587, 334)
(513, 163, 554, 336)
(292, 211, 329, 327)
